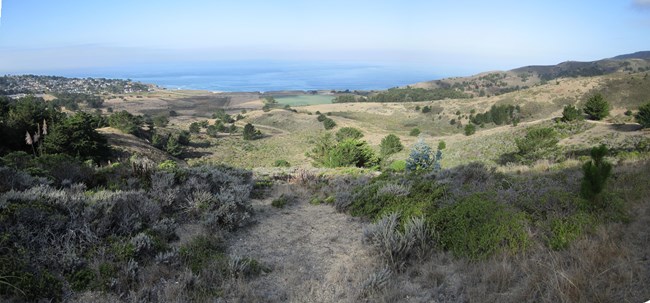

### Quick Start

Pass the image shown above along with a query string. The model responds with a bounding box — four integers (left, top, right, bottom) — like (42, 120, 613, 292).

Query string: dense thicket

(470, 104, 521, 125)
(0, 162, 254, 302)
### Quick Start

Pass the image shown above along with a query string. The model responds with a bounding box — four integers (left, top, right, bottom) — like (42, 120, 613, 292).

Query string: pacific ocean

(57, 61, 443, 92)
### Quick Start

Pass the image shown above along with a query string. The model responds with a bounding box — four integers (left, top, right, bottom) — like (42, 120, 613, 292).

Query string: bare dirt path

(226, 185, 375, 302)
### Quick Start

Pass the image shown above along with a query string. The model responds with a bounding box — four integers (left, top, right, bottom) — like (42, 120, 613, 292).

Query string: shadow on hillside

(182, 151, 212, 159)
(497, 152, 518, 165)
(188, 141, 212, 148)
(608, 123, 643, 132)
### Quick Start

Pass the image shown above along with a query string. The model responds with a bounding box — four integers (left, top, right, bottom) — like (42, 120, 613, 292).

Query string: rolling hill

(412, 51, 650, 97)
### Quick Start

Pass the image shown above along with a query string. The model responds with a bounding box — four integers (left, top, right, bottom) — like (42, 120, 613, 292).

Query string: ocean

(59, 61, 442, 92)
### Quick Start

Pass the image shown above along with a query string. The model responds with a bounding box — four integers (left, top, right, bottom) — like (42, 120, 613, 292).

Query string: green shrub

(108, 110, 142, 135)
(464, 123, 476, 136)
(180, 235, 225, 273)
(379, 134, 403, 157)
(243, 123, 262, 140)
(405, 140, 435, 172)
(437, 140, 446, 150)
(153, 114, 169, 127)
(388, 160, 406, 172)
(409, 128, 420, 136)
(547, 212, 593, 250)
(68, 268, 97, 292)
(637, 101, 650, 128)
(271, 195, 289, 208)
(515, 127, 558, 162)
(189, 122, 201, 134)
(274, 159, 291, 167)
(165, 135, 183, 157)
(583, 93, 610, 120)
(324, 139, 378, 168)
(323, 118, 337, 130)
(158, 160, 178, 171)
(335, 127, 364, 141)
(433, 194, 529, 259)
(580, 145, 612, 206)
(308, 135, 378, 168)
(561, 105, 583, 122)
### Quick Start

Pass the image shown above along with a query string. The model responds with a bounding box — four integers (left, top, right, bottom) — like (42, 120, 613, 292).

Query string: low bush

(274, 159, 291, 167)
(336, 127, 364, 141)
(433, 194, 529, 259)
(547, 212, 593, 250)
(362, 213, 434, 269)
(515, 127, 559, 162)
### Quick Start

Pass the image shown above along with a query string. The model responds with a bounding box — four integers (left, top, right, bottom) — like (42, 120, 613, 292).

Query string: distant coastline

(40, 61, 443, 93)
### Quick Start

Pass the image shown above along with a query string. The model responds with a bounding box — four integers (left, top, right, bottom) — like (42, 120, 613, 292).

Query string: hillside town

(0, 75, 154, 95)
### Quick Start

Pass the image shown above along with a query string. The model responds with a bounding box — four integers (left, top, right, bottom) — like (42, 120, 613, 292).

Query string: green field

(275, 95, 334, 106)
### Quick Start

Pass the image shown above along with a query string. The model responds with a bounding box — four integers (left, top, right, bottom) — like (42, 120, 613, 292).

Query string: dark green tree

(153, 114, 169, 127)
(379, 134, 403, 157)
(322, 118, 336, 130)
(515, 127, 558, 161)
(561, 105, 583, 122)
(580, 145, 612, 204)
(636, 101, 650, 128)
(108, 110, 142, 135)
(583, 94, 610, 120)
(189, 122, 201, 133)
(165, 135, 183, 157)
(243, 123, 261, 140)
(464, 123, 476, 136)
(43, 112, 110, 161)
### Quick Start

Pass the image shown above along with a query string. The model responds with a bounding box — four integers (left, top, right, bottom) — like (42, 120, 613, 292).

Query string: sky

(0, 0, 649, 76)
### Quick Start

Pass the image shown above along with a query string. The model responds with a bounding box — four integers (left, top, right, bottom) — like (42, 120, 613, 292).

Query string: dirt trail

(226, 185, 375, 302)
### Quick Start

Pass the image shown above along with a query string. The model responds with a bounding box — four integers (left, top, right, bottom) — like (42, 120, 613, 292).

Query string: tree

(515, 127, 558, 161)
(636, 102, 650, 128)
(464, 124, 476, 136)
(561, 105, 583, 122)
(335, 127, 363, 142)
(243, 123, 261, 140)
(153, 114, 169, 127)
(324, 139, 378, 168)
(323, 118, 336, 130)
(264, 96, 277, 104)
(165, 135, 183, 157)
(380, 134, 403, 157)
(583, 94, 610, 120)
(405, 139, 435, 172)
(307, 135, 378, 168)
(108, 110, 142, 135)
(43, 112, 110, 162)
(580, 145, 612, 204)
(212, 109, 234, 123)
(189, 122, 201, 133)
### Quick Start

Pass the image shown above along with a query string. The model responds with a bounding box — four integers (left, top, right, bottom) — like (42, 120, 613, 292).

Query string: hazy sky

(0, 0, 649, 75)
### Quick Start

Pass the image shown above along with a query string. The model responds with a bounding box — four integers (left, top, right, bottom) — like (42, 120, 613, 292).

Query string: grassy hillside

(412, 51, 650, 98)
(2, 55, 650, 302)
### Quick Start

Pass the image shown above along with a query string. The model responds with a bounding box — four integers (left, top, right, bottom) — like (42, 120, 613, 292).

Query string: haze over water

(54, 61, 442, 92)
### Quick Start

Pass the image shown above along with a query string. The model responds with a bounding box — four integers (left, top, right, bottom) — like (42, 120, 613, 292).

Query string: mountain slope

(412, 51, 650, 97)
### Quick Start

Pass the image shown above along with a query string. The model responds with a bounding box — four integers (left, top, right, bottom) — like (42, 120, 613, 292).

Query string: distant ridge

(612, 51, 650, 60)
(411, 51, 650, 97)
